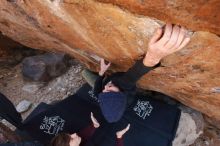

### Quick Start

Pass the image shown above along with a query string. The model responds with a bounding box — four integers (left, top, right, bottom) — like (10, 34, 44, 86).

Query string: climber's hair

(50, 133, 71, 146)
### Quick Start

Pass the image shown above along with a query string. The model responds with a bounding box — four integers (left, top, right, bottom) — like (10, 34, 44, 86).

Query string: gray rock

(22, 53, 70, 82)
(172, 106, 204, 146)
(16, 100, 32, 113)
(22, 83, 44, 93)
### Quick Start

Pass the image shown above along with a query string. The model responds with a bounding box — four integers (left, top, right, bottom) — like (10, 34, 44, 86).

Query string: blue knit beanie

(98, 92, 127, 123)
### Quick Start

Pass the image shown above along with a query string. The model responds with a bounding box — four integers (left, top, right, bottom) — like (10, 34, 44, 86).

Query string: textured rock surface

(0, 0, 220, 123)
(22, 83, 44, 93)
(98, 0, 220, 35)
(172, 109, 204, 146)
(0, 33, 24, 65)
(0, 33, 44, 68)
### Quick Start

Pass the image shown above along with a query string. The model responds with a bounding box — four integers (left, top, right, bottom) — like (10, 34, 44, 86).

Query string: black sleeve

(112, 59, 160, 92)
(93, 75, 105, 97)
(112, 59, 160, 105)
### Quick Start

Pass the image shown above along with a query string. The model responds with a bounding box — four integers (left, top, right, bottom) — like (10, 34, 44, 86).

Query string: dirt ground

(0, 59, 85, 119)
(0, 58, 219, 146)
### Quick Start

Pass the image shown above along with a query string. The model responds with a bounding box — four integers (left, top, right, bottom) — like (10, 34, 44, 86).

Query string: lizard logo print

(40, 116, 65, 135)
(133, 99, 153, 120)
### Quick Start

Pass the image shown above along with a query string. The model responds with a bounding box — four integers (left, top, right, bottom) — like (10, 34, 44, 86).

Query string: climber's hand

(116, 124, 130, 139)
(99, 58, 111, 76)
(91, 112, 100, 128)
(143, 23, 191, 67)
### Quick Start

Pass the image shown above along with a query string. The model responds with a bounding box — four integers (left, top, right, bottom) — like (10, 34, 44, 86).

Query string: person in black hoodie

(93, 23, 190, 123)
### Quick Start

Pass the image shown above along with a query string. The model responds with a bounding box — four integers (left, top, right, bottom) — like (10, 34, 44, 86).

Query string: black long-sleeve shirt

(78, 124, 123, 146)
(93, 59, 160, 105)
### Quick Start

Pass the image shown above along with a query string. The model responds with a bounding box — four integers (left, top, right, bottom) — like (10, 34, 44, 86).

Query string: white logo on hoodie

(133, 100, 153, 119)
(40, 116, 65, 135)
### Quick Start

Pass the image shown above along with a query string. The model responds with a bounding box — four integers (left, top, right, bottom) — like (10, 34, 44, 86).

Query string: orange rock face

(0, 0, 220, 121)
(98, 0, 220, 35)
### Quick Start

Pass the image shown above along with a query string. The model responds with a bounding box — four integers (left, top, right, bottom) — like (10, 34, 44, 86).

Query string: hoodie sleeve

(112, 59, 160, 93)
(111, 59, 160, 105)
(93, 75, 105, 97)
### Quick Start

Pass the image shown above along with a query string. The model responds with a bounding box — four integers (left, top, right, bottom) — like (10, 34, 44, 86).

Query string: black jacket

(77, 84, 181, 146)
(22, 94, 104, 145)
(0, 83, 180, 146)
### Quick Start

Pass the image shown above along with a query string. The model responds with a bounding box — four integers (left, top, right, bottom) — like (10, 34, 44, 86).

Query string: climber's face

(103, 81, 120, 93)
(69, 133, 81, 146)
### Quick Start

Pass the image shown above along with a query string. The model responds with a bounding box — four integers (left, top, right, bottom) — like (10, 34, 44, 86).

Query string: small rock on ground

(16, 100, 32, 113)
